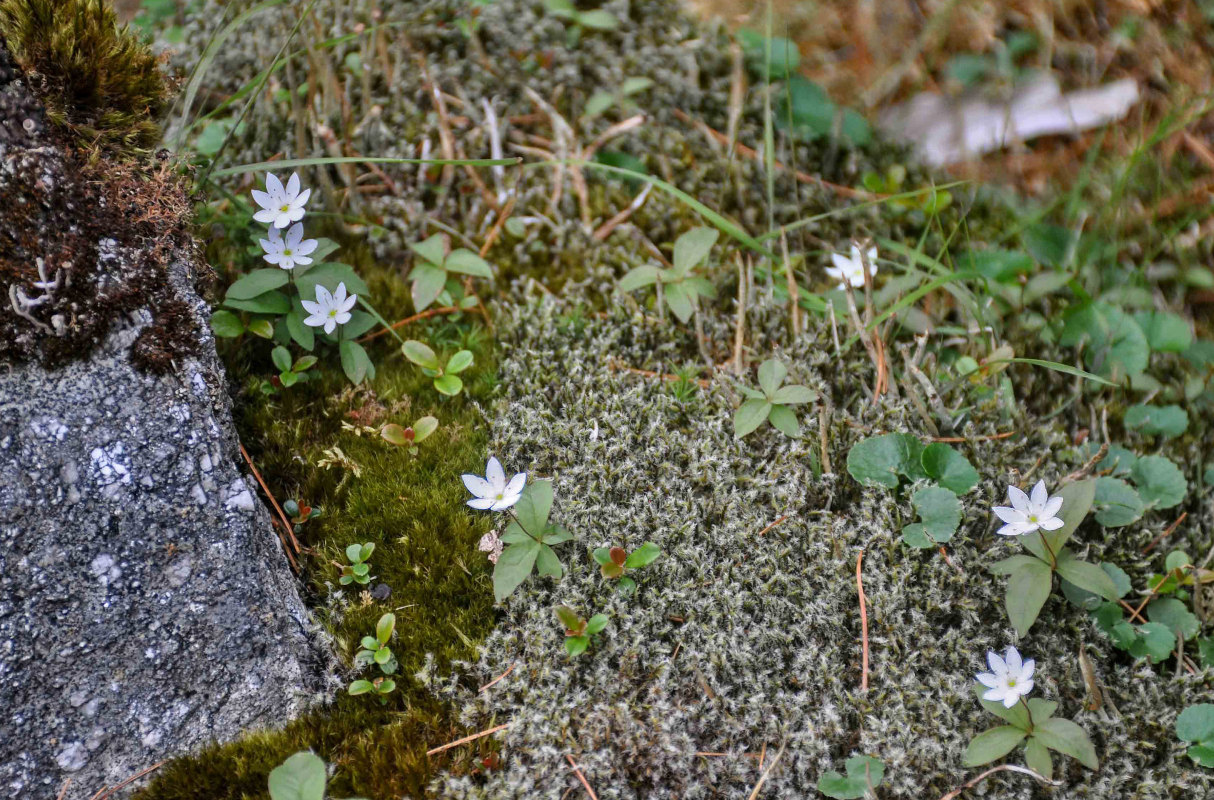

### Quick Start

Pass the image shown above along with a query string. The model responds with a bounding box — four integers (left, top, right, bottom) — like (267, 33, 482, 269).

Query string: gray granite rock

(0, 39, 331, 800)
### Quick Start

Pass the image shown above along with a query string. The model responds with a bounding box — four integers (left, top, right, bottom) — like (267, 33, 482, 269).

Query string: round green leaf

(210, 309, 245, 338)
(672, 227, 719, 273)
(446, 349, 474, 374)
(911, 486, 962, 543)
(757, 359, 788, 397)
(271, 346, 292, 372)
(1177, 705, 1214, 744)
(846, 433, 917, 489)
(1125, 404, 1189, 438)
(1092, 477, 1144, 527)
(767, 404, 801, 438)
(1134, 310, 1192, 353)
(413, 415, 439, 442)
(401, 340, 440, 370)
(920, 442, 979, 494)
(433, 374, 464, 396)
(1006, 558, 1053, 636)
(1132, 455, 1187, 510)
(1147, 597, 1200, 641)
(624, 542, 661, 569)
(267, 752, 327, 800)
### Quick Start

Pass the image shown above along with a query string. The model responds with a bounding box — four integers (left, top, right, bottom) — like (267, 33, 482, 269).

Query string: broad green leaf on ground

(963, 726, 1027, 766)
(1134, 310, 1192, 353)
(910, 486, 962, 543)
(1041, 478, 1095, 553)
(1031, 717, 1098, 769)
(847, 433, 918, 488)
(920, 442, 979, 494)
(734, 399, 772, 438)
(227, 268, 289, 300)
(1054, 553, 1118, 600)
(1093, 477, 1144, 527)
(267, 752, 326, 800)
(1131, 455, 1187, 509)
(1177, 705, 1214, 744)
(1025, 738, 1053, 779)
(1124, 404, 1189, 438)
(1005, 557, 1053, 636)
(1127, 622, 1176, 663)
(816, 755, 885, 799)
(514, 480, 555, 537)
(493, 538, 539, 602)
(1147, 597, 1200, 641)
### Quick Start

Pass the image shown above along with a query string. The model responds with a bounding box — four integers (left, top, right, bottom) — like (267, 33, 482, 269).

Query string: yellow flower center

(283, 249, 293, 257)
(280, 203, 290, 212)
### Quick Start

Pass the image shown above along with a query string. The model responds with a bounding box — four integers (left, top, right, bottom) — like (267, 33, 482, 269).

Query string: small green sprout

(350, 613, 397, 701)
(618, 227, 718, 324)
(407, 233, 493, 312)
(402, 340, 474, 396)
(733, 358, 817, 438)
(583, 76, 652, 119)
(816, 755, 884, 799)
(592, 542, 660, 594)
(260, 346, 318, 394)
(554, 605, 608, 657)
(339, 542, 374, 586)
(380, 415, 439, 456)
(544, 0, 618, 46)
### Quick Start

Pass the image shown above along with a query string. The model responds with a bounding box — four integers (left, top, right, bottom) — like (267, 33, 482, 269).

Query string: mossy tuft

(0, 0, 168, 154)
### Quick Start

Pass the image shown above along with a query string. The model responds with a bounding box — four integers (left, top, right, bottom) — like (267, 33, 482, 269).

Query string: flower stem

(1019, 696, 1034, 731)
(1035, 530, 1058, 570)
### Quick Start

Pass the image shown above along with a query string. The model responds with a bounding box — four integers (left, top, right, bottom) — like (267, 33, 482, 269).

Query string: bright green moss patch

(0, 0, 168, 154)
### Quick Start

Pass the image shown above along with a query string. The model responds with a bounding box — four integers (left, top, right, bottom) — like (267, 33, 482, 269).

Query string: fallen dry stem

(238, 443, 299, 569)
(856, 549, 869, 692)
(426, 723, 510, 757)
(935, 763, 1060, 800)
(565, 754, 599, 800)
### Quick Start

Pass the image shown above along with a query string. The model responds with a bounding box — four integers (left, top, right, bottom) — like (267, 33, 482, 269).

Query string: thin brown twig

(757, 515, 790, 537)
(359, 306, 475, 343)
(478, 662, 516, 692)
(593, 184, 652, 241)
(426, 723, 510, 757)
(935, 763, 1060, 800)
(1143, 512, 1187, 554)
(606, 358, 711, 388)
(479, 193, 519, 257)
(238, 443, 299, 569)
(745, 740, 786, 800)
(565, 754, 599, 800)
(88, 761, 167, 800)
(857, 550, 869, 692)
(56, 780, 70, 800)
(930, 431, 1016, 443)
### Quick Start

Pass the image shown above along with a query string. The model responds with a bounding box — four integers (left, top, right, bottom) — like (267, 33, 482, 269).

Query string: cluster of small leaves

(1177, 705, 1214, 768)
(1084, 550, 1208, 665)
(349, 613, 397, 700)
(402, 340, 474, 397)
(592, 542, 660, 594)
(846, 433, 978, 547)
(543, 0, 617, 45)
(619, 227, 719, 324)
(816, 755, 885, 799)
(1088, 445, 1188, 528)
(259, 346, 318, 395)
(963, 685, 1098, 779)
(268, 751, 366, 800)
(407, 233, 492, 313)
(493, 481, 572, 602)
(339, 543, 374, 586)
(990, 480, 1121, 635)
(734, 358, 817, 438)
(554, 605, 609, 657)
(212, 238, 378, 385)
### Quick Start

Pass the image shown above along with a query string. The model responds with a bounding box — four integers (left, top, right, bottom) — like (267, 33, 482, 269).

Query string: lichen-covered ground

(123, 0, 1214, 797)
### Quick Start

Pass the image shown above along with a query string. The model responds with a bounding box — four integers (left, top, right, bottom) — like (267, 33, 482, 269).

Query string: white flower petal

(323, 317, 337, 335)
(286, 172, 301, 198)
(253, 209, 278, 225)
(1001, 692, 1020, 708)
(296, 238, 318, 256)
(467, 497, 496, 510)
(1030, 481, 1048, 508)
(313, 285, 334, 306)
(485, 457, 505, 490)
(831, 252, 853, 272)
(1041, 496, 1063, 519)
(302, 312, 328, 328)
(986, 651, 1008, 676)
(982, 686, 1008, 704)
(294, 187, 312, 207)
(491, 494, 520, 511)
(251, 189, 275, 210)
(503, 472, 526, 497)
(993, 506, 1026, 524)
(265, 172, 284, 198)
(996, 521, 1033, 536)
(1004, 646, 1023, 674)
(339, 293, 357, 313)
(1039, 516, 1064, 531)
(333, 310, 352, 326)
(1007, 485, 1031, 513)
(975, 672, 1001, 689)
(1018, 678, 1034, 696)
(462, 474, 492, 497)
(301, 299, 323, 315)
(1019, 659, 1035, 682)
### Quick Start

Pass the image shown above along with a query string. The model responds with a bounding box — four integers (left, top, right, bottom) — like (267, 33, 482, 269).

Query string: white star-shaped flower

(993, 480, 1064, 537)
(252, 172, 311, 229)
(975, 645, 1036, 708)
(825, 243, 879, 289)
(301, 282, 357, 334)
(259, 223, 318, 270)
(461, 456, 526, 511)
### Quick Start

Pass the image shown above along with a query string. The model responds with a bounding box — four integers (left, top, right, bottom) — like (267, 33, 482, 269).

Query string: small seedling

(260, 347, 318, 394)
(380, 416, 439, 456)
(817, 755, 884, 799)
(964, 686, 1097, 779)
(402, 340, 474, 396)
(592, 542, 660, 594)
(544, 0, 617, 46)
(554, 605, 608, 657)
(618, 227, 718, 324)
(339, 543, 375, 586)
(407, 233, 493, 312)
(350, 613, 397, 701)
(582, 76, 652, 119)
(268, 751, 367, 800)
(733, 358, 817, 438)
(282, 499, 320, 526)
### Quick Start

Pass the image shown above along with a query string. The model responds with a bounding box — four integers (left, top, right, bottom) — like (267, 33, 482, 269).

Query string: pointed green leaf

(771, 384, 816, 405)
(911, 486, 962, 543)
(963, 726, 1028, 767)
(410, 262, 447, 311)
(1006, 558, 1053, 636)
(1041, 478, 1096, 552)
(585, 614, 609, 635)
(554, 605, 582, 631)
(663, 281, 695, 323)
(285, 306, 315, 351)
(210, 309, 245, 338)
(514, 480, 554, 536)
(227, 268, 289, 300)
(225, 290, 291, 315)
(624, 542, 661, 569)
(412, 416, 439, 442)
(339, 340, 371, 384)
(1054, 554, 1119, 600)
(535, 543, 563, 578)
(767, 404, 800, 437)
(757, 359, 788, 397)
(1032, 717, 1098, 769)
(376, 613, 395, 644)
(1024, 738, 1052, 779)
(672, 227, 719, 273)
(734, 399, 772, 438)
(493, 539, 539, 602)
(410, 234, 445, 266)
(446, 349, 475, 374)
(618, 265, 660, 292)
(445, 249, 494, 278)
(401, 340, 440, 370)
(565, 636, 589, 657)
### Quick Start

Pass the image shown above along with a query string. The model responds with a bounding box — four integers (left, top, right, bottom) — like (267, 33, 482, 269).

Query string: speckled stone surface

(0, 42, 330, 800)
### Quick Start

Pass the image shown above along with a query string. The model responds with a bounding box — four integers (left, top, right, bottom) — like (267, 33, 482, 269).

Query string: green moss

(0, 0, 167, 154)
(138, 238, 500, 799)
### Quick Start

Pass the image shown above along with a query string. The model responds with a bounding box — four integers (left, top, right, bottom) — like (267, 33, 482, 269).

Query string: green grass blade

(211, 156, 521, 177)
(757, 181, 971, 242)
(1002, 357, 1116, 387)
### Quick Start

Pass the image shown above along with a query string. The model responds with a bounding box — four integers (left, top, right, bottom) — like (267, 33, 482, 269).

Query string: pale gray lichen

(426, 296, 1214, 799)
